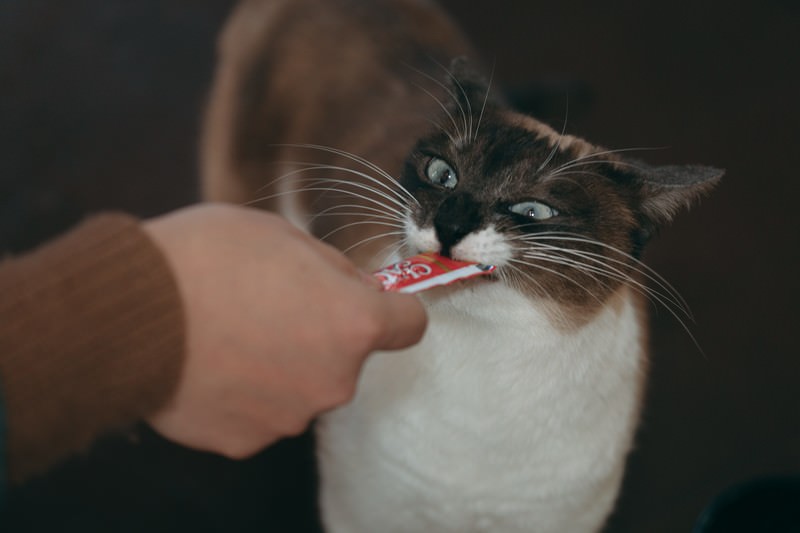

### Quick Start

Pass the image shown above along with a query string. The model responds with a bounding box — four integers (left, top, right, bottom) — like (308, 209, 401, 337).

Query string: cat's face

(399, 79, 721, 313)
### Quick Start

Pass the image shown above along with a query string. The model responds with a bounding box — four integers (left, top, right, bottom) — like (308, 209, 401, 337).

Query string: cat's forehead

(499, 111, 599, 163)
(494, 110, 603, 164)
(444, 111, 609, 190)
(430, 110, 600, 171)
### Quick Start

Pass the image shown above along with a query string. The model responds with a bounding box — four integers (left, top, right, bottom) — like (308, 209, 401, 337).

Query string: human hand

(143, 203, 427, 458)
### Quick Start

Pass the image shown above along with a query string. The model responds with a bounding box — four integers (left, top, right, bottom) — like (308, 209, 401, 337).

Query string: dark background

(1, 0, 798, 531)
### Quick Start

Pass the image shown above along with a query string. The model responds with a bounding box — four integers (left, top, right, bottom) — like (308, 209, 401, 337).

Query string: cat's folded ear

(632, 161, 723, 230)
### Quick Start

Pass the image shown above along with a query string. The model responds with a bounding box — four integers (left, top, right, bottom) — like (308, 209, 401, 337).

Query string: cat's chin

(417, 274, 506, 308)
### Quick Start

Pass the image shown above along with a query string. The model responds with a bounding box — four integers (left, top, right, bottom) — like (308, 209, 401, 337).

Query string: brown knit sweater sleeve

(0, 213, 185, 485)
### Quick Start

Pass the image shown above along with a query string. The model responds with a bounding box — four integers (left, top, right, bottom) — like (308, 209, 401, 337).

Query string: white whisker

(508, 257, 606, 307)
(517, 251, 615, 296)
(310, 202, 405, 224)
(247, 184, 407, 221)
(507, 228, 703, 352)
(514, 235, 684, 300)
(342, 230, 407, 256)
(520, 248, 677, 315)
(273, 143, 419, 206)
(268, 163, 412, 211)
(503, 263, 574, 326)
(446, 70, 473, 144)
(319, 220, 406, 243)
(371, 237, 409, 267)
(409, 59, 471, 143)
(410, 80, 465, 143)
(421, 115, 460, 146)
(533, 244, 690, 318)
(547, 146, 665, 178)
(512, 232, 691, 318)
(537, 96, 569, 173)
(503, 262, 549, 297)
(518, 248, 701, 350)
(473, 61, 495, 142)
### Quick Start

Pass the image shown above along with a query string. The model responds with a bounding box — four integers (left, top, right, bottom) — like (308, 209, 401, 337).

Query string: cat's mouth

(374, 251, 497, 293)
(400, 248, 506, 288)
(404, 223, 514, 271)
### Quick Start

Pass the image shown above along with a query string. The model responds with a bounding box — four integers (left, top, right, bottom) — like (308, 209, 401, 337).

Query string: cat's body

(203, 1, 720, 531)
(318, 283, 645, 532)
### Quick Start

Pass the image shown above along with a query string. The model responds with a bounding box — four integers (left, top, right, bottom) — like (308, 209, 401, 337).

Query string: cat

(202, 0, 722, 531)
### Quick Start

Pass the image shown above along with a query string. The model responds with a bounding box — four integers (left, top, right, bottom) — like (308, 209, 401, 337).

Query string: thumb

(368, 292, 428, 351)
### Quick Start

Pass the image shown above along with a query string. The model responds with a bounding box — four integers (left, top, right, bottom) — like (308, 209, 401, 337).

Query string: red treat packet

(373, 252, 496, 294)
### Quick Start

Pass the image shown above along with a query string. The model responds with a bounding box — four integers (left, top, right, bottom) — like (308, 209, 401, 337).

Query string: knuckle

(325, 379, 358, 409)
(307, 373, 357, 413)
(219, 440, 257, 460)
(281, 415, 310, 438)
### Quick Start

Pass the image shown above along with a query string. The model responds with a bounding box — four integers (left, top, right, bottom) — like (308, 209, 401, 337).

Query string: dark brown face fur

(202, 0, 721, 318)
(400, 68, 722, 312)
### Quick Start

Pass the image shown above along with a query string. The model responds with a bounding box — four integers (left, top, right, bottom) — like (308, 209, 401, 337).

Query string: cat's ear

(447, 57, 503, 111)
(632, 161, 723, 231)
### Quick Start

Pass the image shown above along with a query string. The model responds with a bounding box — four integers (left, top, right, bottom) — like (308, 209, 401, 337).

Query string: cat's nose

(434, 192, 481, 256)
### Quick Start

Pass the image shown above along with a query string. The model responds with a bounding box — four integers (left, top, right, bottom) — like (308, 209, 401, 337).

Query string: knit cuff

(0, 213, 185, 485)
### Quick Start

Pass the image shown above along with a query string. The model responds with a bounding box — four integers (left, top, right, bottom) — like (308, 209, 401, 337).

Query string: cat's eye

(509, 201, 559, 220)
(425, 158, 458, 189)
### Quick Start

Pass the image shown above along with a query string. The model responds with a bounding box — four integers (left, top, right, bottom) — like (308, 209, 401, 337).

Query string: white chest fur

(317, 282, 645, 533)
